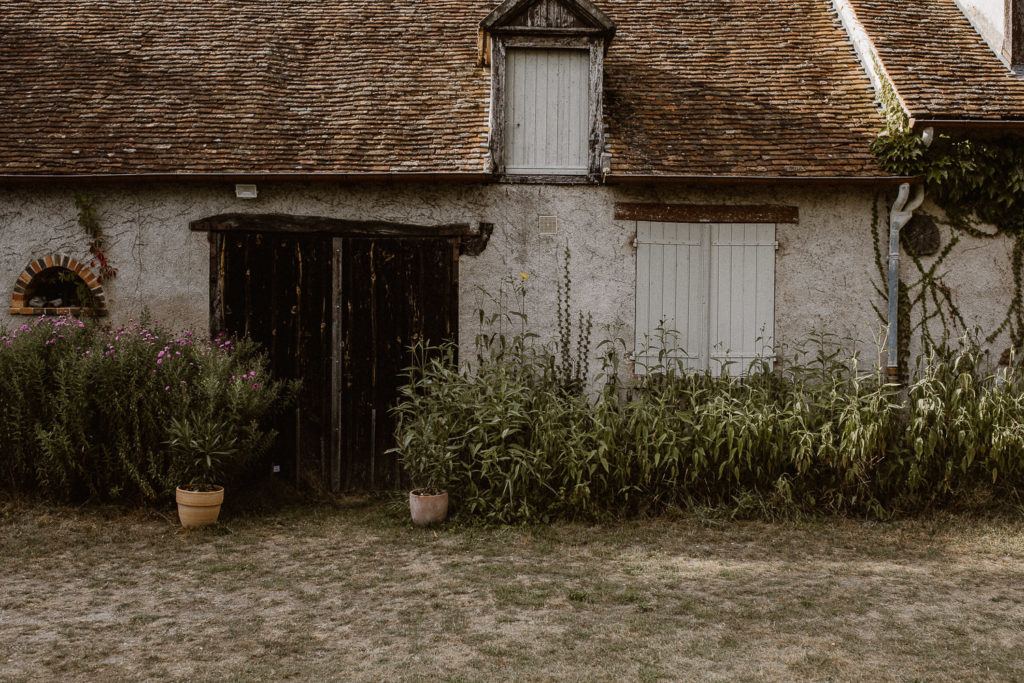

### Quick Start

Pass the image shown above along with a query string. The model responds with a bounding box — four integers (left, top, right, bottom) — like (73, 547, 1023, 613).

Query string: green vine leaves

(870, 77, 1024, 351)
(74, 192, 117, 283)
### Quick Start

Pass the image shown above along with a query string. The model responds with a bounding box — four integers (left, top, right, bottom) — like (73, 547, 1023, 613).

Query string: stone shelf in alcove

(8, 306, 109, 316)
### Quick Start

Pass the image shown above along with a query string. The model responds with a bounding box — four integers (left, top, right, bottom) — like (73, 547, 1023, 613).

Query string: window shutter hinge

(774, 241, 779, 251)
(632, 237, 638, 248)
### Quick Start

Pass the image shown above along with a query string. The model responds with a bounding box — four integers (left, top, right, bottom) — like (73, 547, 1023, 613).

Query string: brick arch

(9, 254, 108, 316)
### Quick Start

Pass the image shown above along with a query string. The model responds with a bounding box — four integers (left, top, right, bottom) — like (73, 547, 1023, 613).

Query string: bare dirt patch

(2, 500, 1023, 681)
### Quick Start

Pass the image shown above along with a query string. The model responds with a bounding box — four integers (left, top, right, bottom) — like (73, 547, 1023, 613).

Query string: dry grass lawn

(2, 498, 1023, 681)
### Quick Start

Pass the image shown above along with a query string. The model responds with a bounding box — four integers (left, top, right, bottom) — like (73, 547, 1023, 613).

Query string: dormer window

(482, 0, 615, 182)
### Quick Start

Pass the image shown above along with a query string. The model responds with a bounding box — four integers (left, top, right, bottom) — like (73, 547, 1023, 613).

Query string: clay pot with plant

(390, 343, 462, 525)
(166, 416, 241, 528)
(393, 437, 453, 526)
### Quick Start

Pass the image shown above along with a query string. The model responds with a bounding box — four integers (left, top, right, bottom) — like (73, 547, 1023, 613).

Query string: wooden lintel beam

(190, 213, 477, 237)
(490, 26, 608, 36)
(614, 203, 799, 224)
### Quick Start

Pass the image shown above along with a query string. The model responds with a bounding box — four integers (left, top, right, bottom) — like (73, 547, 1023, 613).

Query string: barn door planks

(337, 237, 459, 491)
(213, 230, 458, 492)
(214, 232, 334, 486)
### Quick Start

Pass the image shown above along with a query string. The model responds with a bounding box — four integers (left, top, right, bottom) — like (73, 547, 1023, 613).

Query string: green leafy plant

(164, 417, 241, 490)
(75, 193, 117, 283)
(869, 66, 1024, 352)
(555, 245, 593, 394)
(0, 315, 290, 504)
(392, 292, 1024, 524)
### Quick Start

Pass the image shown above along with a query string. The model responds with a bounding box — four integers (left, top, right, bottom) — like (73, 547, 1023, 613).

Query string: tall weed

(393, 312, 1024, 523)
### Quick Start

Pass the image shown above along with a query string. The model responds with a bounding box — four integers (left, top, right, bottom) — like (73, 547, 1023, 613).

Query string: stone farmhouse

(2, 0, 1023, 488)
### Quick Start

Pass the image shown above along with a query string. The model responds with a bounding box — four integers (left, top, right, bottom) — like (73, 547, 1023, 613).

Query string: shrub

(393, 320, 1024, 523)
(0, 315, 292, 504)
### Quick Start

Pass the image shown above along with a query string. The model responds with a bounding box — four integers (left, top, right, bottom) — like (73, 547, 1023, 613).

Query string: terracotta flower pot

(409, 489, 448, 526)
(175, 485, 224, 528)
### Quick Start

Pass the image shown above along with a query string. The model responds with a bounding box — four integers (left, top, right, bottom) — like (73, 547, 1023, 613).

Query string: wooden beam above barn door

(190, 213, 479, 237)
(615, 203, 799, 224)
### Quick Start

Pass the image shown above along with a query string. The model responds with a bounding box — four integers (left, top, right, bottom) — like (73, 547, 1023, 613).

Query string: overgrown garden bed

(0, 315, 292, 504)
(394, 328, 1024, 524)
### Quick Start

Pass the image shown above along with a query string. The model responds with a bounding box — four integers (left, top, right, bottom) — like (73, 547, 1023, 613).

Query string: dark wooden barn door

(335, 237, 459, 490)
(215, 232, 334, 486)
(213, 230, 458, 492)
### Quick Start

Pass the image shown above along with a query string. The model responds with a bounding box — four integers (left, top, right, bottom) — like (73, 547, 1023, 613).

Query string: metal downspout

(887, 182, 925, 382)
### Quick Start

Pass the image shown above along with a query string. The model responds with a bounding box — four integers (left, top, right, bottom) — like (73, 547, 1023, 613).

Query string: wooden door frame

(194, 213, 491, 492)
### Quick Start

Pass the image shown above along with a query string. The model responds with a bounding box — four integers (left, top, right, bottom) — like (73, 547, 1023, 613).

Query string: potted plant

(166, 416, 240, 528)
(400, 441, 453, 526)
(409, 487, 449, 526)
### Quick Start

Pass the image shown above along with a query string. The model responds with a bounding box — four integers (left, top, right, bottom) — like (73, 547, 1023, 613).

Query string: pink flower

(253, 383, 259, 389)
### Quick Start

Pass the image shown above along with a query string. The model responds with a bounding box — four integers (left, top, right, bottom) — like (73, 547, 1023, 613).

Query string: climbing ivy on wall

(870, 74, 1024, 353)
(869, 195, 966, 371)
(75, 192, 117, 284)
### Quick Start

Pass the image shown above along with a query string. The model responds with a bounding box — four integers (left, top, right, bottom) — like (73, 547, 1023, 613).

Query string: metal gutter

(908, 118, 1024, 131)
(886, 182, 925, 383)
(604, 174, 917, 186)
(0, 171, 918, 187)
(0, 172, 494, 185)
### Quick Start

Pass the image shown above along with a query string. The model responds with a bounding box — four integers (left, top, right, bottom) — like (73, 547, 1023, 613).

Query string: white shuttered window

(635, 221, 776, 375)
(505, 48, 589, 175)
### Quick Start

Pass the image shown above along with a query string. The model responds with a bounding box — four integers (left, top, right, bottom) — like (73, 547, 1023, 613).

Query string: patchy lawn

(2, 499, 1023, 682)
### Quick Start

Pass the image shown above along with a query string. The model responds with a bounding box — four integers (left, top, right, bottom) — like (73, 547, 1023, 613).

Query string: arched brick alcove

(9, 254, 107, 316)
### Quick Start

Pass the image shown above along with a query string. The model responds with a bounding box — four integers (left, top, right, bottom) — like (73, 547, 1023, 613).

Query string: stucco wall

(957, 0, 1006, 59)
(905, 200, 1015, 367)
(0, 181, 1014, 379)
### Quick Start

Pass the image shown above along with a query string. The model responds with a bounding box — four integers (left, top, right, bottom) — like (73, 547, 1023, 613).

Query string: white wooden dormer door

(635, 221, 776, 375)
(504, 47, 589, 175)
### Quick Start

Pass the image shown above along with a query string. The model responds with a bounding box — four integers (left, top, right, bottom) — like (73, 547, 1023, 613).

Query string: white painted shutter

(635, 222, 775, 375)
(505, 48, 589, 175)
(635, 221, 709, 372)
(708, 224, 776, 375)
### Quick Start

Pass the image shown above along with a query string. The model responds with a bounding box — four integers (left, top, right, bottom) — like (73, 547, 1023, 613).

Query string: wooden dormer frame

(481, 0, 615, 36)
(482, 0, 615, 183)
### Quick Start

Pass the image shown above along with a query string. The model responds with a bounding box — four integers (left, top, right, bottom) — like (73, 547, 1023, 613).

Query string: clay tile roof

(601, 0, 888, 178)
(0, 0, 894, 178)
(847, 0, 1024, 121)
(0, 0, 495, 176)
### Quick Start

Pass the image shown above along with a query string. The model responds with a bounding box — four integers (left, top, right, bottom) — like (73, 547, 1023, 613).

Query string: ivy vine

(869, 196, 966, 372)
(74, 192, 117, 284)
(870, 72, 1024, 352)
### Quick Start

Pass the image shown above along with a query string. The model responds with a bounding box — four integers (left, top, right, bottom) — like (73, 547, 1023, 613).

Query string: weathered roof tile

(601, 0, 888, 177)
(2, 0, 1005, 178)
(0, 0, 495, 175)
(848, 0, 1024, 120)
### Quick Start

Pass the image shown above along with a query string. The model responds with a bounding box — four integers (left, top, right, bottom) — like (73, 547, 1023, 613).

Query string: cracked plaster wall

(905, 198, 1015, 367)
(0, 181, 1013, 380)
